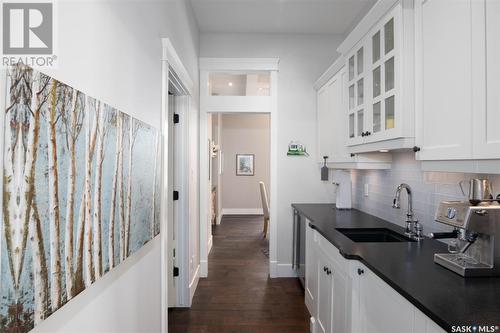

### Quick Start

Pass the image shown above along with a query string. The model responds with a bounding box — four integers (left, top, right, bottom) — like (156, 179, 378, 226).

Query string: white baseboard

(216, 214, 222, 225)
(270, 260, 277, 278)
(221, 208, 264, 215)
(270, 261, 297, 278)
(189, 264, 200, 305)
(207, 235, 213, 254)
(200, 260, 208, 278)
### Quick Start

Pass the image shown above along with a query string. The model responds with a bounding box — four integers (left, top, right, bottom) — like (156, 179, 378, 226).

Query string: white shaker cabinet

(316, 251, 334, 333)
(317, 68, 350, 164)
(315, 61, 392, 169)
(306, 226, 352, 333)
(316, 61, 352, 164)
(473, 0, 500, 158)
(415, 0, 500, 164)
(305, 225, 446, 333)
(414, 0, 473, 160)
(316, 247, 351, 333)
(337, 1, 416, 153)
(351, 263, 414, 333)
(350, 261, 446, 333)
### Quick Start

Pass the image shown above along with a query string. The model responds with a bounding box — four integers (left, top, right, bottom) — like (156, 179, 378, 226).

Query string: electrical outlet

(364, 183, 369, 197)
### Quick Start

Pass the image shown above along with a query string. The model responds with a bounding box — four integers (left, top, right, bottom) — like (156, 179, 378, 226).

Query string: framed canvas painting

(0, 64, 161, 333)
(236, 154, 254, 176)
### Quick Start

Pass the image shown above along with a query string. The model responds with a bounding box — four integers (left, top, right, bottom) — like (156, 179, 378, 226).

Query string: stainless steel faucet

(392, 183, 424, 240)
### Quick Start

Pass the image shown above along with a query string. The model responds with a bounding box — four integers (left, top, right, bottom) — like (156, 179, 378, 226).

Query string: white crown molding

(337, 0, 399, 55)
(313, 56, 345, 90)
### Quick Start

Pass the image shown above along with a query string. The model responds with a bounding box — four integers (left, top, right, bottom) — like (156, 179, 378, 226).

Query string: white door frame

(160, 38, 194, 332)
(199, 57, 279, 278)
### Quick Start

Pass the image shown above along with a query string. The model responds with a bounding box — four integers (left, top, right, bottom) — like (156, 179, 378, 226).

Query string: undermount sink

(336, 228, 415, 243)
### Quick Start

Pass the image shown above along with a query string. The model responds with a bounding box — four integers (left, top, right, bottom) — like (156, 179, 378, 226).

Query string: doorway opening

(199, 58, 279, 279)
(160, 38, 196, 331)
(166, 75, 190, 308)
(208, 112, 271, 251)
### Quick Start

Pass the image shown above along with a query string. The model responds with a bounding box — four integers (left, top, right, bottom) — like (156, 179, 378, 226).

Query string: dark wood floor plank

(168, 215, 310, 332)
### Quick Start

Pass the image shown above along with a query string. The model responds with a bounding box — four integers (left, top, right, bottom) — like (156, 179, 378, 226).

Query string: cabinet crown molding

(314, 57, 345, 91)
(337, 0, 399, 55)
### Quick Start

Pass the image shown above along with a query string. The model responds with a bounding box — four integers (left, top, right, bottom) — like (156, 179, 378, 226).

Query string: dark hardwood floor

(168, 215, 310, 332)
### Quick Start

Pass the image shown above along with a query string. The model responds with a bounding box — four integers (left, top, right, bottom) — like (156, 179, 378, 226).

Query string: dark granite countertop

(292, 203, 500, 332)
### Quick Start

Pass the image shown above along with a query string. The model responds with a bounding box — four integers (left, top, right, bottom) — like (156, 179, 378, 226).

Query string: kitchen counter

(292, 203, 500, 332)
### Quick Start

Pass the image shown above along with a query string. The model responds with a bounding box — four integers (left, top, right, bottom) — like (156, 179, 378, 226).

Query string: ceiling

(189, 0, 377, 35)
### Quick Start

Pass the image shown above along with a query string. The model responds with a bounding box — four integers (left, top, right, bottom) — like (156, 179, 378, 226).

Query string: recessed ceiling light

(228, 82, 233, 87)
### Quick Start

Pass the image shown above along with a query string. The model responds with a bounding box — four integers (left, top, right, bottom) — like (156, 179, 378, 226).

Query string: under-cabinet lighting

(379, 149, 389, 153)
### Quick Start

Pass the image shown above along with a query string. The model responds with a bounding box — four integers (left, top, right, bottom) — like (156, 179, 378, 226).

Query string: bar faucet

(392, 183, 424, 240)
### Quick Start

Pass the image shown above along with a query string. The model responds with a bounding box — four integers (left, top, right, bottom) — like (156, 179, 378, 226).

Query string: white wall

(200, 33, 341, 273)
(33, 0, 199, 331)
(220, 113, 270, 211)
(352, 152, 500, 235)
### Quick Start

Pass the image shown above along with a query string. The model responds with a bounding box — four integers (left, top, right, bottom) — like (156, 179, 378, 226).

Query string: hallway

(168, 215, 310, 332)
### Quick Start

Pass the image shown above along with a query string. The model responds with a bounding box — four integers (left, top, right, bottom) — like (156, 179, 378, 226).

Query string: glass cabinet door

(373, 66, 381, 97)
(385, 96, 395, 130)
(357, 110, 364, 136)
(349, 114, 355, 138)
(347, 43, 366, 143)
(372, 31, 381, 63)
(357, 79, 364, 105)
(373, 102, 381, 133)
(357, 48, 364, 75)
(349, 84, 355, 110)
(385, 57, 394, 92)
(384, 18, 394, 54)
(368, 13, 397, 140)
(349, 56, 355, 81)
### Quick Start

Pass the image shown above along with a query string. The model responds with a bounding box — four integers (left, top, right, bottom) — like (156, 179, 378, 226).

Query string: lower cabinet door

(305, 225, 318, 316)
(316, 253, 333, 333)
(331, 260, 350, 333)
(358, 266, 414, 333)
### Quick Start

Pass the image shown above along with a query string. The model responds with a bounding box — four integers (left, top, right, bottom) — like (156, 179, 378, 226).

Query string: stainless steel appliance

(459, 178, 493, 205)
(292, 209, 306, 287)
(432, 201, 500, 277)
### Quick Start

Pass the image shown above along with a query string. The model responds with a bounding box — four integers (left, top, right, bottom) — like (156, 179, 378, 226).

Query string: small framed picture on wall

(236, 154, 255, 176)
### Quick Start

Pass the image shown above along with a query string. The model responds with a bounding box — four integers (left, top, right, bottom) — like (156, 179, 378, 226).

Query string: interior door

(167, 92, 178, 306)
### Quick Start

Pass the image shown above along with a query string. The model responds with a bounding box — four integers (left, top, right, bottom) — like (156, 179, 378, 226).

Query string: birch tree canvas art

(0, 64, 161, 332)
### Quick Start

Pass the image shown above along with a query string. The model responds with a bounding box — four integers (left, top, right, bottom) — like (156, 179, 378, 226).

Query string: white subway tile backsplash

(351, 152, 500, 234)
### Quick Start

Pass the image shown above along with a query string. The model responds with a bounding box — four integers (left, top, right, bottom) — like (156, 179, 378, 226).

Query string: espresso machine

(432, 200, 500, 277)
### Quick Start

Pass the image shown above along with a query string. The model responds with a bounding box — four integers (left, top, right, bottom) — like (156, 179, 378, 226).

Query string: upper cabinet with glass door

(370, 16, 396, 140)
(338, 0, 416, 153)
(347, 41, 368, 146)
